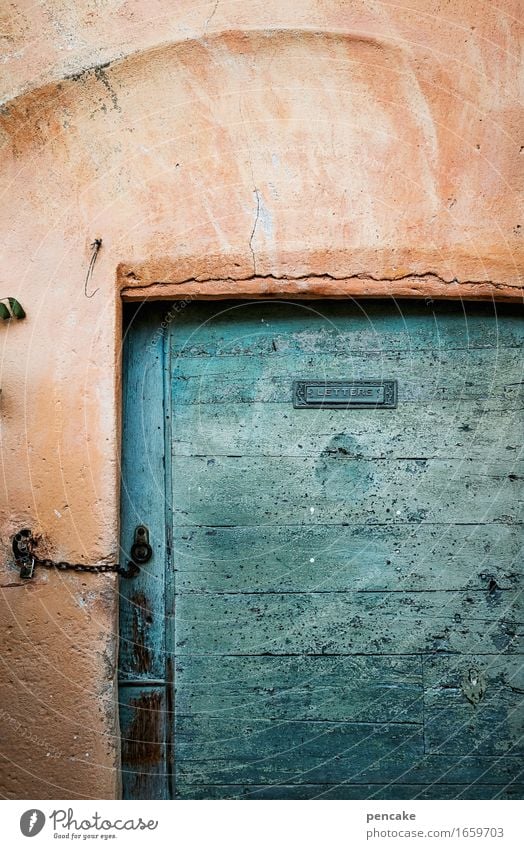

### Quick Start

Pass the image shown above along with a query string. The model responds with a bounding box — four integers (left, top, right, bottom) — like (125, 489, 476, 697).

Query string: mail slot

(293, 379, 397, 408)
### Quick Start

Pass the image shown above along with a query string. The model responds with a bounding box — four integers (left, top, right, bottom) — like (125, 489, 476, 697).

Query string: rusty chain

(12, 529, 139, 579)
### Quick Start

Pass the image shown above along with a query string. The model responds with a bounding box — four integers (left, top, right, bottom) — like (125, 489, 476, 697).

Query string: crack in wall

(204, 0, 220, 33)
(248, 188, 261, 276)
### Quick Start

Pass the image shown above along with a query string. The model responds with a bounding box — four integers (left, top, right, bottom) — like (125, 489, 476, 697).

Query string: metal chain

(12, 530, 139, 579)
(33, 556, 132, 575)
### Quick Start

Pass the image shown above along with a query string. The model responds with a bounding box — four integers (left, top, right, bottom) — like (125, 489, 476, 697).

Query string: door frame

(119, 301, 174, 800)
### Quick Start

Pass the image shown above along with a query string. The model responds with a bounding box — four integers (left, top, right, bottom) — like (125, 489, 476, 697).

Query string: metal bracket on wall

(129, 525, 153, 565)
(12, 529, 35, 578)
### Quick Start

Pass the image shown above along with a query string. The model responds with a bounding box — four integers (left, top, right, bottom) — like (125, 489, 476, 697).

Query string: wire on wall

(84, 238, 102, 298)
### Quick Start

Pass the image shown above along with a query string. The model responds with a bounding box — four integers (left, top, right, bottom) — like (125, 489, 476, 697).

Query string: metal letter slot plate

(293, 379, 397, 409)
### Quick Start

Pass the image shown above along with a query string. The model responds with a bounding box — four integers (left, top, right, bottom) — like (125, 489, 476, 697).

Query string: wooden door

(119, 299, 523, 800)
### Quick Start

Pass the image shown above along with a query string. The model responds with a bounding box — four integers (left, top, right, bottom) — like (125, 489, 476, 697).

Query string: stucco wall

(0, 1, 522, 799)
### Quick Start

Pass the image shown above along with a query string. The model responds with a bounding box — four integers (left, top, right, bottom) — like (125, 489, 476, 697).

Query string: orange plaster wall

(0, 1, 522, 798)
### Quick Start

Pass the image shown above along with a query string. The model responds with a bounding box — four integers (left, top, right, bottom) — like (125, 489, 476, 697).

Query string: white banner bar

(1, 799, 522, 849)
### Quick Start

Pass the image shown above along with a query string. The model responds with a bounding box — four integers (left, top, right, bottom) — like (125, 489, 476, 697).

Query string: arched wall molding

(2, 26, 397, 110)
(2, 27, 522, 302)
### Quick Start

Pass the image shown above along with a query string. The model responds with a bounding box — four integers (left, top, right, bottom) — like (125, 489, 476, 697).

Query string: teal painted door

(119, 299, 524, 800)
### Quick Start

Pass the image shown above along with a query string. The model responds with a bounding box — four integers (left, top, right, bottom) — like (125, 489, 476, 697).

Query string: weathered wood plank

(119, 686, 169, 800)
(424, 655, 524, 757)
(170, 348, 524, 405)
(172, 456, 523, 526)
(175, 783, 524, 800)
(175, 716, 423, 779)
(175, 655, 423, 723)
(174, 590, 523, 655)
(169, 300, 524, 356)
(176, 754, 524, 788)
(119, 304, 167, 680)
(174, 716, 523, 786)
(173, 523, 522, 593)
(173, 401, 523, 461)
(119, 306, 171, 800)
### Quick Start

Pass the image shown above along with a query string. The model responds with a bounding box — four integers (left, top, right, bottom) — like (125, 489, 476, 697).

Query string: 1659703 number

(460, 828, 504, 838)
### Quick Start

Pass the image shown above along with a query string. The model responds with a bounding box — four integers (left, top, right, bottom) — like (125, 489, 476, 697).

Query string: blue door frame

(119, 302, 173, 799)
